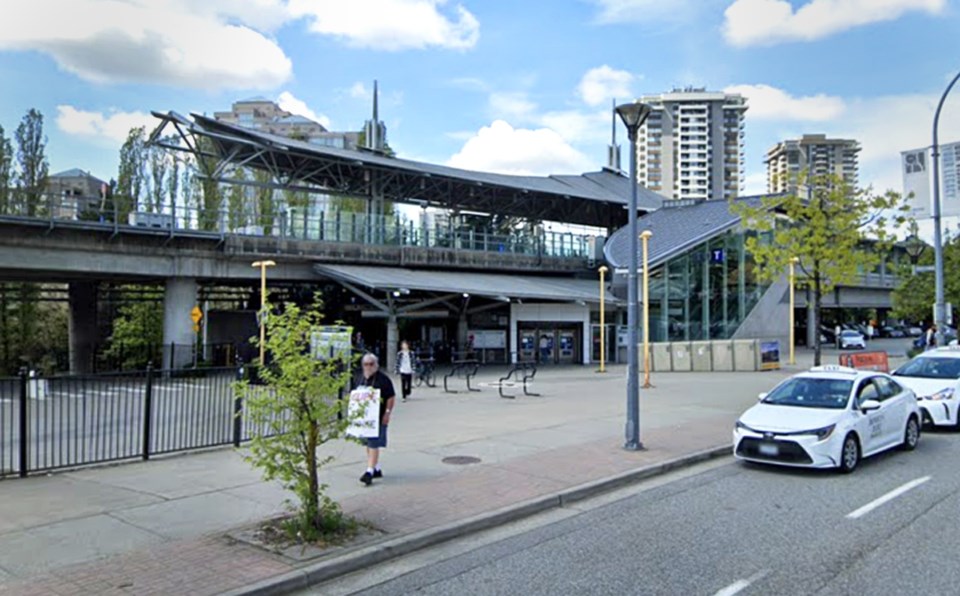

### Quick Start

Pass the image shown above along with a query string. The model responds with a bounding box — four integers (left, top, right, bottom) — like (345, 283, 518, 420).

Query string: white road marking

(714, 570, 769, 596)
(846, 476, 931, 520)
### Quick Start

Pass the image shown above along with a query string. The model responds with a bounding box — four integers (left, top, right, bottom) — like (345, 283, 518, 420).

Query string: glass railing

(0, 193, 598, 261)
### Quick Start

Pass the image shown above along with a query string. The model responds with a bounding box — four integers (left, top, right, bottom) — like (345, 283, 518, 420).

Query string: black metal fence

(0, 365, 291, 479)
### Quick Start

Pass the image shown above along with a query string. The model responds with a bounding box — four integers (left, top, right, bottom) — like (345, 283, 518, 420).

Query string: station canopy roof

(315, 264, 618, 304)
(150, 111, 663, 229)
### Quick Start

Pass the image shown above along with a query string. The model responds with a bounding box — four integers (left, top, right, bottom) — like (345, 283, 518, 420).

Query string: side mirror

(860, 399, 882, 413)
(758, 392, 768, 402)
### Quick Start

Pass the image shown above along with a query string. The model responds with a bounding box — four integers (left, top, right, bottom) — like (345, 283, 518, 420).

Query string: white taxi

(733, 366, 921, 473)
(891, 347, 960, 428)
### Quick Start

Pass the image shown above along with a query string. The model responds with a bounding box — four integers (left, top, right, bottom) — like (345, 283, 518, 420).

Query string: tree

(237, 299, 356, 540)
(104, 286, 164, 370)
(892, 230, 960, 324)
(148, 143, 169, 213)
(731, 174, 908, 365)
(117, 127, 147, 219)
(15, 108, 48, 216)
(227, 169, 249, 231)
(252, 168, 276, 234)
(194, 137, 223, 231)
(0, 124, 13, 214)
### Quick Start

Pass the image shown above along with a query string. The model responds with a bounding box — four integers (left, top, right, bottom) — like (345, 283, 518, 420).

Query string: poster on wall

(467, 330, 507, 349)
(346, 387, 380, 439)
(760, 340, 781, 371)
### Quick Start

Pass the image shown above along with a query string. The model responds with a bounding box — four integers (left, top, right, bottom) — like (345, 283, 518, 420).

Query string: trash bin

(691, 341, 713, 372)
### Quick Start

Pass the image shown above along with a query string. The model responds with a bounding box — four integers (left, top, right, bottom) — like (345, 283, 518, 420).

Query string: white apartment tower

(766, 134, 860, 194)
(636, 88, 747, 201)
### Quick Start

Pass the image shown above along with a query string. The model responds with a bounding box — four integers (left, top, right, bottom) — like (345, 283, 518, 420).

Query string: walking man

(396, 340, 415, 401)
(355, 353, 396, 486)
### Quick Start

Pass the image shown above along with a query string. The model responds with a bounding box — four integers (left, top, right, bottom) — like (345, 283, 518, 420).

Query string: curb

(223, 444, 731, 596)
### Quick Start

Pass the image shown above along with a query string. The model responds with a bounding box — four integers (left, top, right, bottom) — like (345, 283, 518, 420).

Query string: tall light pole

(252, 260, 276, 365)
(789, 257, 799, 365)
(598, 265, 608, 373)
(932, 70, 960, 348)
(616, 100, 652, 451)
(640, 230, 653, 388)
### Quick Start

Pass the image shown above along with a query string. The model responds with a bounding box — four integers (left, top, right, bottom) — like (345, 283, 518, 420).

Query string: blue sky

(0, 0, 958, 195)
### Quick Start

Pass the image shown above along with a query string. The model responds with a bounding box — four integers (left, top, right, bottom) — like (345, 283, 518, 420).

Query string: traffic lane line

(713, 570, 770, 596)
(846, 476, 931, 520)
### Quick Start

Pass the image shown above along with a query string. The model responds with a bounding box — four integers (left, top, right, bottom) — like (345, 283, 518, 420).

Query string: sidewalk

(0, 361, 808, 595)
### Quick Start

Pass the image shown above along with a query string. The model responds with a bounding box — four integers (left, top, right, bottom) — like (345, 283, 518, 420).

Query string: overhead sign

(467, 329, 506, 349)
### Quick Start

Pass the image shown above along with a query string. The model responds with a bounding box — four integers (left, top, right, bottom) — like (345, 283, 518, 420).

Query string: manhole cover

(442, 456, 482, 465)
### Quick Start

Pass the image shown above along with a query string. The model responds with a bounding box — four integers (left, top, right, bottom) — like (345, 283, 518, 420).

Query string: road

(309, 428, 960, 596)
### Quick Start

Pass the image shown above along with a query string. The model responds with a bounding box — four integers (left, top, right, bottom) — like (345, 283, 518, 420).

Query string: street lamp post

(598, 265, 608, 373)
(904, 222, 926, 269)
(641, 230, 653, 388)
(789, 257, 799, 365)
(616, 100, 652, 451)
(932, 70, 960, 347)
(252, 260, 276, 365)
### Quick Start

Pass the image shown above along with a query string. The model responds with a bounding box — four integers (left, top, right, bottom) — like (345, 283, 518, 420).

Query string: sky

(0, 0, 959, 198)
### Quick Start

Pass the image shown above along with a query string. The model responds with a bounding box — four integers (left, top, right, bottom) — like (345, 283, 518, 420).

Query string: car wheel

(901, 416, 920, 451)
(839, 434, 860, 474)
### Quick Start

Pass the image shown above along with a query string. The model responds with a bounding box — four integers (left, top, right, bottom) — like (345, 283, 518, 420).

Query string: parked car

(906, 326, 924, 337)
(839, 330, 866, 350)
(880, 326, 906, 338)
(892, 347, 960, 428)
(733, 366, 921, 473)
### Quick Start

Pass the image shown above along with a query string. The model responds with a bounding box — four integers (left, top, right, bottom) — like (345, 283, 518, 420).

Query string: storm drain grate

(442, 456, 482, 465)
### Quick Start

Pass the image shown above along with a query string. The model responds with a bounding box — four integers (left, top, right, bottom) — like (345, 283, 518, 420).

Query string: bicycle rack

(498, 362, 539, 398)
(444, 360, 481, 394)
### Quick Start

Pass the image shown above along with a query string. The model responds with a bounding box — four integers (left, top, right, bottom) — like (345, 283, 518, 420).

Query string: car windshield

(762, 377, 853, 409)
(893, 357, 960, 380)
(841, 331, 860, 337)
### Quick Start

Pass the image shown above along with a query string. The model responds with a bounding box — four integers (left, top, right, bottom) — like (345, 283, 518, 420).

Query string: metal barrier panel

(0, 377, 19, 478)
(31, 371, 146, 472)
(151, 369, 236, 455)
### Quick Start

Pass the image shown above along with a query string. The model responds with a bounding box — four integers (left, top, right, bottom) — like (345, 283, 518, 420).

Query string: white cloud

(578, 65, 636, 107)
(276, 91, 331, 127)
(288, 0, 479, 51)
(590, 0, 699, 23)
(350, 82, 371, 100)
(0, 0, 292, 90)
(723, 0, 946, 47)
(725, 84, 846, 121)
(540, 109, 612, 144)
(447, 120, 593, 176)
(56, 105, 157, 143)
(488, 92, 538, 121)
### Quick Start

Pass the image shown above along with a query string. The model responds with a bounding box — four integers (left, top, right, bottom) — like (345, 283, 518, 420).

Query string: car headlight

(735, 420, 751, 432)
(925, 388, 955, 401)
(806, 424, 836, 441)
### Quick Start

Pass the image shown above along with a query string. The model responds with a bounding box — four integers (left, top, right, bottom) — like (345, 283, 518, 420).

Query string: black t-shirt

(354, 370, 396, 420)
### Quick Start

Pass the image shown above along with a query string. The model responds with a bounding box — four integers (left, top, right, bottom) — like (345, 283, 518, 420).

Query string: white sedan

(839, 330, 866, 350)
(733, 366, 921, 473)
(891, 347, 960, 428)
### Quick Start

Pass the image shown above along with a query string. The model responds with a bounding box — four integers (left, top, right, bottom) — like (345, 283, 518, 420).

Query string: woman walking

(396, 340, 415, 401)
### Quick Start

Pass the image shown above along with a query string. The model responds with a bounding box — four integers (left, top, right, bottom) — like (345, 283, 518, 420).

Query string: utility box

(651, 342, 671, 372)
(691, 341, 713, 372)
(733, 339, 759, 371)
(670, 342, 693, 372)
(712, 341, 735, 371)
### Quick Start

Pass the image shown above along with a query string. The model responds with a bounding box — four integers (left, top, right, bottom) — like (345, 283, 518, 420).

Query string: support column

(806, 295, 816, 348)
(162, 278, 198, 369)
(387, 314, 398, 373)
(457, 311, 468, 358)
(68, 281, 98, 374)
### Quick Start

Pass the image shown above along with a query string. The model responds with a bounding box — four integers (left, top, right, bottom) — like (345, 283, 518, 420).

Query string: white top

(397, 350, 414, 374)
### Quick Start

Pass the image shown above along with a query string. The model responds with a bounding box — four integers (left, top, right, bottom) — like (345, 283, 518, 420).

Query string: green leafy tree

(732, 174, 908, 365)
(15, 108, 48, 216)
(227, 169, 249, 230)
(117, 127, 147, 219)
(195, 137, 223, 231)
(148, 143, 168, 213)
(253, 168, 276, 234)
(104, 287, 164, 370)
(892, 231, 960, 324)
(237, 299, 357, 540)
(0, 125, 13, 214)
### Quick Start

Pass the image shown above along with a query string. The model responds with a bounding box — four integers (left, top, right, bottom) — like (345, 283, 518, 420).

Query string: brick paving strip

(0, 417, 733, 596)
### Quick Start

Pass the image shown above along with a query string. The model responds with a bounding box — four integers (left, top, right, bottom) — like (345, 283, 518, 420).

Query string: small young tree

(732, 173, 908, 365)
(238, 300, 356, 539)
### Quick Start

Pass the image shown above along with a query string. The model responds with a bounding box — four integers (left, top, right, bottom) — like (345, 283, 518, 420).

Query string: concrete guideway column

(163, 277, 198, 369)
(68, 281, 98, 374)
(387, 314, 398, 374)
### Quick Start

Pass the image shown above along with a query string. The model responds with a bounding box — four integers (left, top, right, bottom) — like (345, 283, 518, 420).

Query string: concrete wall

(732, 276, 790, 351)
(509, 303, 591, 365)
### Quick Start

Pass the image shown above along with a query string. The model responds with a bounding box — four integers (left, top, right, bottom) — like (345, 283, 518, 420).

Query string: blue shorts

(365, 424, 388, 449)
